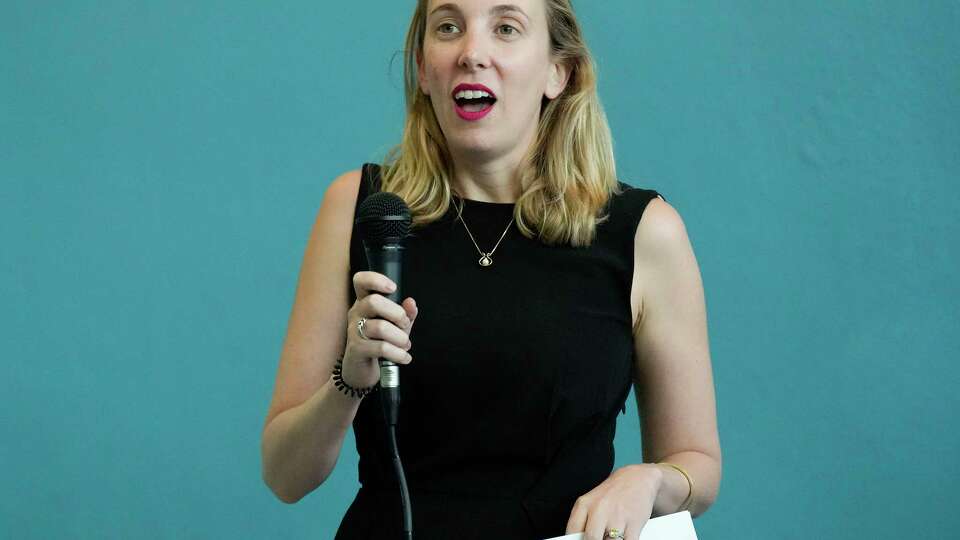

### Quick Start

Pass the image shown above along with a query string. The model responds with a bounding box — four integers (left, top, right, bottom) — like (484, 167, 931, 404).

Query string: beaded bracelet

(331, 355, 379, 399)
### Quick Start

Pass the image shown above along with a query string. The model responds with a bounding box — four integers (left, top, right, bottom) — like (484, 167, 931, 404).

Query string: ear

(417, 49, 430, 96)
(544, 59, 571, 100)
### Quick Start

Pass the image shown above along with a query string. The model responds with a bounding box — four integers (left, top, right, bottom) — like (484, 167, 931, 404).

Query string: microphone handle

(362, 243, 404, 426)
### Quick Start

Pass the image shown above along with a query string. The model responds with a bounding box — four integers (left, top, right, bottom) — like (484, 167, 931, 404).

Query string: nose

(457, 29, 490, 71)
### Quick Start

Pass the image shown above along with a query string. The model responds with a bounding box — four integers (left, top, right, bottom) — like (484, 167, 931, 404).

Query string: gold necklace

(456, 206, 514, 267)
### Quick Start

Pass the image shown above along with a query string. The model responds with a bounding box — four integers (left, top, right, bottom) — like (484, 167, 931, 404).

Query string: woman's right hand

(341, 271, 418, 389)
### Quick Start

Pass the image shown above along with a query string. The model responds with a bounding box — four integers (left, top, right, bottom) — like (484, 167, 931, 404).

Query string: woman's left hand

(564, 463, 663, 540)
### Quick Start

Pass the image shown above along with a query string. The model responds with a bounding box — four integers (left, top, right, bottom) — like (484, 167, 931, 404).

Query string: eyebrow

(429, 3, 529, 20)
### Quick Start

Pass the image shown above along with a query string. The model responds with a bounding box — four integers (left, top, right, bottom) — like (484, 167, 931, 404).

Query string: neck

(447, 130, 536, 204)
(449, 162, 520, 203)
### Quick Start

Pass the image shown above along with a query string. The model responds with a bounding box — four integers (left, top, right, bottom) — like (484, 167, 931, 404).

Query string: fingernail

(405, 353, 412, 362)
(388, 282, 396, 292)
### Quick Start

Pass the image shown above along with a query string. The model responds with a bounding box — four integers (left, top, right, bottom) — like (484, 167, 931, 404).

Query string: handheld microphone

(355, 191, 412, 424)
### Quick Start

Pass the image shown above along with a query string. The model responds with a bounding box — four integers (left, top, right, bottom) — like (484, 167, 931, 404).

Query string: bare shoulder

(630, 196, 699, 332)
(635, 196, 690, 256)
(306, 167, 364, 253)
(324, 168, 363, 215)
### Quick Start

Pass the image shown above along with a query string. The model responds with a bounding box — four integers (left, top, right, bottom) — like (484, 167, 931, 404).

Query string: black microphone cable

(382, 385, 412, 540)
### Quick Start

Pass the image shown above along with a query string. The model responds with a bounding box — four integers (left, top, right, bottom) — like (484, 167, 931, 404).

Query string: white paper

(543, 510, 697, 540)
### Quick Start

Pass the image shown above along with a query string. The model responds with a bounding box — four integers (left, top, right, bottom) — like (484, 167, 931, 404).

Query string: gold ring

(606, 529, 624, 539)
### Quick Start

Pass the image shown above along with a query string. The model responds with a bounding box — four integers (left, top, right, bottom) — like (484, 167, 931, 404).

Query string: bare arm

(631, 197, 722, 518)
(260, 169, 362, 504)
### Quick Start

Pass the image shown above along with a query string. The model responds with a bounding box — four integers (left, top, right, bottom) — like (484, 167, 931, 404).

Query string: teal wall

(3, 1, 957, 538)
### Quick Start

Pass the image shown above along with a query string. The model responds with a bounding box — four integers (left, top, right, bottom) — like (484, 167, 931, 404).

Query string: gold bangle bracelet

(657, 461, 694, 513)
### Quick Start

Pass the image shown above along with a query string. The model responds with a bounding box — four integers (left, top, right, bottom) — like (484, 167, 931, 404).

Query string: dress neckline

(453, 195, 516, 208)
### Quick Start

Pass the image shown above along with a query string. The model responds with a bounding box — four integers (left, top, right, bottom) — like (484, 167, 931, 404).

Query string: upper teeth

(455, 90, 493, 100)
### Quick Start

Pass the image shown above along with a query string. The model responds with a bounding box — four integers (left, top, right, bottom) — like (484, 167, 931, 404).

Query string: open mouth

(453, 94, 497, 120)
(454, 94, 497, 112)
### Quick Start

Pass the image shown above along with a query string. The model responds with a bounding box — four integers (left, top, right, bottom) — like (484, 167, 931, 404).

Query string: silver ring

(605, 529, 624, 539)
(357, 317, 369, 340)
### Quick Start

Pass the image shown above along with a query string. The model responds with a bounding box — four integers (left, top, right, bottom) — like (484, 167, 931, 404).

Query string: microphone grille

(356, 192, 412, 244)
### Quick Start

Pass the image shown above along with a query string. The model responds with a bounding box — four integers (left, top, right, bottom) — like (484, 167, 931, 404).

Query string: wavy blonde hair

(379, 0, 621, 247)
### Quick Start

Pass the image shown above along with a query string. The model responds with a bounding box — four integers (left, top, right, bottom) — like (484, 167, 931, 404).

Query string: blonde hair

(379, 0, 622, 247)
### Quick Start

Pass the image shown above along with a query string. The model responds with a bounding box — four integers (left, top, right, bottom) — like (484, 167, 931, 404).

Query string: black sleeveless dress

(336, 163, 666, 540)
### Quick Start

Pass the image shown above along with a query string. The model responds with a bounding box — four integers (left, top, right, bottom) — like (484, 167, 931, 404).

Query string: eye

(437, 22, 460, 34)
(497, 24, 519, 36)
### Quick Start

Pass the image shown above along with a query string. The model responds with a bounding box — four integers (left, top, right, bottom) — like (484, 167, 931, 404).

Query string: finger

(605, 521, 628, 540)
(356, 337, 413, 365)
(352, 271, 396, 301)
(402, 298, 418, 332)
(357, 318, 411, 351)
(584, 508, 611, 540)
(564, 496, 589, 535)
(362, 294, 411, 332)
(624, 519, 646, 540)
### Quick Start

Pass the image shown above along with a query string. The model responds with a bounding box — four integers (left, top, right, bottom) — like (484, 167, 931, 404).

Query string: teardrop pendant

(479, 254, 493, 267)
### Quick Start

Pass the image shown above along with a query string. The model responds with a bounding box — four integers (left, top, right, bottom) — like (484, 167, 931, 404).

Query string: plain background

(2, 1, 958, 538)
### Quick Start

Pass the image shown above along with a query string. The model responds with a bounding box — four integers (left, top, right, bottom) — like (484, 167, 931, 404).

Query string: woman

(261, 1, 721, 538)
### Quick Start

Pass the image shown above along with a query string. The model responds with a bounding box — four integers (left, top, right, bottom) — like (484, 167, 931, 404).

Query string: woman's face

(418, 0, 569, 161)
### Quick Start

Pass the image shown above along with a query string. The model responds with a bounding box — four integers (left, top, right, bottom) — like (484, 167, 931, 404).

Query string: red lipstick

(452, 83, 497, 121)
